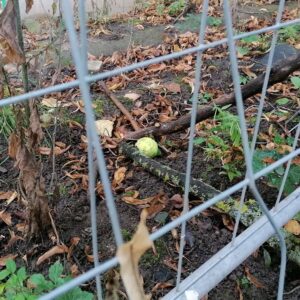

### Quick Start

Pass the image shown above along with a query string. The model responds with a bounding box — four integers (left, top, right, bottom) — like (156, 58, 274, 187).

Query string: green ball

(136, 137, 159, 158)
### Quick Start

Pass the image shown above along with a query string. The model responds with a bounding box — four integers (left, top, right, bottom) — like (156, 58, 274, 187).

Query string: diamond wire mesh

(0, 0, 300, 299)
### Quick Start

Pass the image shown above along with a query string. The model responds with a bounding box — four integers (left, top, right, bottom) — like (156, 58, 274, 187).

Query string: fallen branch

(120, 142, 219, 199)
(99, 81, 140, 131)
(125, 52, 300, 140)
(120, 142, 300, 267)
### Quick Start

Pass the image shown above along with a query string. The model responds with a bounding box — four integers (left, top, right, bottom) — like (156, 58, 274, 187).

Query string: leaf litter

(0, 0, 300, 299)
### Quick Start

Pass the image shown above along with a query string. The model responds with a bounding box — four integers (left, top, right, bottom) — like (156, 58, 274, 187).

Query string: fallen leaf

(8, 133, 20, 159)
(146, 193, 167, 219)
(135, 24, 145, 30)
(6, 229, 24, 248)
(6, 191, 18, 205)
(284, 220, 300, 235)
(67, 237, 80, 261)
(147, 63, 167, 73)
(38, 145, 70, 156)
(241, 67, 257, 79)
(0, 210, 12, 226)
(124, 93, 141, 101)
(84, 245, 94, 263)
(41, 97, 59, 108)
(87, 60, 103, 73)
(0, 0, 25, 64)
(25, 0, 34, 13)
(37, 244, 68, 265)
(245, 266, 266, 289)
(164, 82, 181, 93)
(151, 282, 173, 292)
(95, 120, 114, 137)
(0, 191, 12, 200)
(113, 167, 127, 187)
(70, 264, 79, 277)
(163, 258, 186, 273)
(0, 254, 17, 266)
(236, 280, 244, 300)
(117, 210, 153, 300)
(222, 215, 234, 231)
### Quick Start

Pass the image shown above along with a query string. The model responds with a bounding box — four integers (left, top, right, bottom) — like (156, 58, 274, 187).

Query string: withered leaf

(245, 266, 266, 289)
(0, 0, 25, 64)
(117, 210, 153, 300)
(37, 244, 68, 265)
(0, 210, 12, 225)
(25, 0, 34, 13)
(284, 220, 300, 235)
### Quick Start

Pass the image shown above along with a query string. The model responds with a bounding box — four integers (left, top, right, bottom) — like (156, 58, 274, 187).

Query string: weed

(176, 13, 222, 32)
(168, 0, 185, 16)
(253, 147, 300, 196)
(291, 76, 300, 89)
(121, 229, 132, 241)
(239, 275, 250, 289)
(141, 240, 166, 267)
(199, 92, 213, 103)
(239, 75, 250, 85)
(0, 105, 15, 140)
(194, 105, 243, 181)
(279, 24, 300, 42)
(0, 259, 93, 300)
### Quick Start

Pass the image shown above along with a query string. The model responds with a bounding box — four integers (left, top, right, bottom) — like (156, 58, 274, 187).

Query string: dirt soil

(1, 1, 300, 299)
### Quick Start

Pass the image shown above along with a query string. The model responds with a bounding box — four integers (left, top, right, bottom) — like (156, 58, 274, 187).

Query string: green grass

(0, 106, 15, 140)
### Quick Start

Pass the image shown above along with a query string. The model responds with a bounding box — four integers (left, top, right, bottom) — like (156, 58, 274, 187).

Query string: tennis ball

(136, 137, 159, 158)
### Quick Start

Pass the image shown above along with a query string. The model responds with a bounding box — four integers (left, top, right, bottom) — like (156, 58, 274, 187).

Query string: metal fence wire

(1, 0, 300, 299)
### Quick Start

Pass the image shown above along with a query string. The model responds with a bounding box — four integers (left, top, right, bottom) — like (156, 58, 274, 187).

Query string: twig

(99, 81, 140, 131)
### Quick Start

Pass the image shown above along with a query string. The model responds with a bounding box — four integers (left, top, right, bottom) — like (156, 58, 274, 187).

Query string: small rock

(87, 60, 102, 73)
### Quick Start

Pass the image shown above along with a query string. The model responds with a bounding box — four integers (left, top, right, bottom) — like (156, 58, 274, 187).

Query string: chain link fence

(1, 0, 300, 299)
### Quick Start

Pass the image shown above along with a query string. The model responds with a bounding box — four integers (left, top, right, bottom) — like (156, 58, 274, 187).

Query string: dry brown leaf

(241, 67, 257, 79)
(122, 194, 153, 206)
(112, 167, 127, 187)
(124, 93, 141, 101)
(37, 244, 68, 265)
(95, 120, 114, 137)
(117, 210, 153, 300)
(151, 282, 173, 292)
(148, 63, 167, 73)
(70, 264, 79, 277)
(28, 100, 44, 149)
(245, 266, 266, 289)
(146, 193, 167, 219)
(284, 220, 300, 235)
(0, 191, 12, 200)
(164, 82, 181, 93)
(25, 0, 34, 13)
(0, 0, 25, 64)
(67, 237, 81, 261)
(38, 145, 70, 156)
(84, 245, 94, 263)
(8, 133, 20, 159)
(222, 215, 234, 231)
(6, 229, 24, 248)
(236, 280, 244, 300)
(105, 269, 121, 300)
(0, 210, 12, 226)
(0, 254, 17, 266)
(41, 97, 59, 108)
(6, 191, 18, 205)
